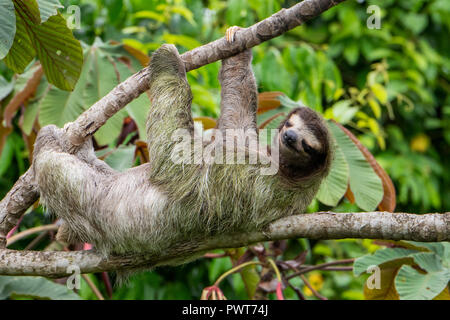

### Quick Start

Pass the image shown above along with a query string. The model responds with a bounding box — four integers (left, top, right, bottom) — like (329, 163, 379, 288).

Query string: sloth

(32, 28, 332, 262)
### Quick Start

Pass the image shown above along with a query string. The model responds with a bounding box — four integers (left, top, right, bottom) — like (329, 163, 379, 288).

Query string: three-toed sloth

(32, 34, 332, 263)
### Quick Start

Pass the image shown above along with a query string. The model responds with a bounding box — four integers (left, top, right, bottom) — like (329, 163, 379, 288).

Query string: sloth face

(277, 107, 330, 170)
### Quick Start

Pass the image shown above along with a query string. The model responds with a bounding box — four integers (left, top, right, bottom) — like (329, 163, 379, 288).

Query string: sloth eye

(302, 140, 315, 155)
(285, 121, 293, 128)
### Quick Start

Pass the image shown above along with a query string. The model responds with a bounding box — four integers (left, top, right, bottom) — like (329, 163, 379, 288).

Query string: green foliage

(2, 0, 83, 90)
(354, 242, 450, 300)
(0, 276, 81, 300)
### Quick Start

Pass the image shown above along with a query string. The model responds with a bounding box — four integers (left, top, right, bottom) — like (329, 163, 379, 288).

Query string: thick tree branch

(0, 0, 346, 246)
(0, 212, 448, 277)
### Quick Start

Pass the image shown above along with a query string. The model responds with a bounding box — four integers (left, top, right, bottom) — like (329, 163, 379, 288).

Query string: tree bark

(0, 211, 448, 277)
(0, 0, 347, 246)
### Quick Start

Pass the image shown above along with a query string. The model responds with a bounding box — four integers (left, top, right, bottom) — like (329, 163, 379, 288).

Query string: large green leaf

(0, 276, 81, 300)
(103, 145, 136, 172)
(114, 61, 149, 142)
(27, 13, 83, 91)
(5, 0, 82, 90)
(354, 248, 417, 276)
(3, 10, 36, 73)
(316, 139, 349, 206)
(83, 42, 126, 146)
(395, 264, 449, 300)
(39, 49, 91, 127)
(411, 252, 444, 273)
(329, 121, 383, 211)
(0, 0, 15, 59)
(0, 75, 14, 100)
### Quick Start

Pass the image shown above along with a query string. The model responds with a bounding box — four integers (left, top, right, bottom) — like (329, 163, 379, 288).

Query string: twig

(300, 274, 327, 300)
(285, 278, 306, 300)
(286, 258, 355, 280)
(203, 252, 228, 258)
(81, 274, 105, 300)
(24, 231, 49, 250)
(6, 224, 59, 247)
(101, 272, 113, 299)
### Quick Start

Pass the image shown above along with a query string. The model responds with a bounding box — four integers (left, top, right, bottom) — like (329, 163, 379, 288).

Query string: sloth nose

(283, 130, 297, 145)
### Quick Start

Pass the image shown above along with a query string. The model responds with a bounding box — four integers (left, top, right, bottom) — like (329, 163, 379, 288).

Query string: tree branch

(0, 211, 448, 277)
(0, 0, 347, 247)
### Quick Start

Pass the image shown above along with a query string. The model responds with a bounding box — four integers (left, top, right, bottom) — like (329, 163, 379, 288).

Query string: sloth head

(276, 107, 332, 182)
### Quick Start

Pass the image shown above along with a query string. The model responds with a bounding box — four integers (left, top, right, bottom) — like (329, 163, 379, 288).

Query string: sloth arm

(217, 27, 258, 132)
(145, 45, 201, 199)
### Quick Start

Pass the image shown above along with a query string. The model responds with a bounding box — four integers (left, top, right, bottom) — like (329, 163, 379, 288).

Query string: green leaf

(395, 265, 449, 300)
(125, 93, 150, 142)
(343, 42, 359, 66)
(371, 83, 388, 104)
(329, 122, 383, 211)
(0, 276, 81, 300)
(411, 252, 444, 273)
(316, 139, 349, 206)
(0, 75, 14, 100)
(133, 11, 166, 23)
(354, 248, 417, 276)
(3, 12, 36, 73)
(83, 42, 126, 146)
(401, 13, 428, 35)
(0, 134, 14, 177)
(0, 0, 15, 59)
(37, 0, 63, 23)
(330, 100, 358, 124)
(103, 145, 136, 172)
(27, 13, 83, 91)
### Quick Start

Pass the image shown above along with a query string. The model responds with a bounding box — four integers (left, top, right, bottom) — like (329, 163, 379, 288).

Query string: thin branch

(0, 211, 448, 278)
(0, 0, 347, 246)
(300, 274, 327, 300)
(286, 258, 355, 280)
(81, 274, 105, 300)
(6, 224, 59, 247)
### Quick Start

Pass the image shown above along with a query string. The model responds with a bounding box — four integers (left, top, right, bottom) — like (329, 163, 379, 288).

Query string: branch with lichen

(1, 211, 448, 277)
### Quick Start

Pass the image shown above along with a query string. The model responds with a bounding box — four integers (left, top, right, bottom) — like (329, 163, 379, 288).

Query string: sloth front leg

(217, 26, 258, 132)
(33, 125, 108, 246)
(146, 45, 196, 182)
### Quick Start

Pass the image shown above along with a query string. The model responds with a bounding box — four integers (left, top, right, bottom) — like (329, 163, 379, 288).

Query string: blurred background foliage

(0, 0, 449, 300)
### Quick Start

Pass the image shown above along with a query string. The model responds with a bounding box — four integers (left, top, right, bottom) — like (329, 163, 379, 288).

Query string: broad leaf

(0, 0, 15, 59)
(334, 121, 396, 212)
(7, 1, 82, 90)
(3, 64, 43, 127)
(0, 276, 81, 300)
(26, 13, 83, 91)
(395, 264, 449, 300)
(354, 248, 417, 276)
(3, 10, 36, 73)
(102, 145, 136, 172)
(316, 140, 349, 206)
(329, 121, 383, 211)
(0, 75, 14, 100)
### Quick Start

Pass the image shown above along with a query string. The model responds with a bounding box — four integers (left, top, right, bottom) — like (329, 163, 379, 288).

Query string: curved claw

(225, 26, 242, 43)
